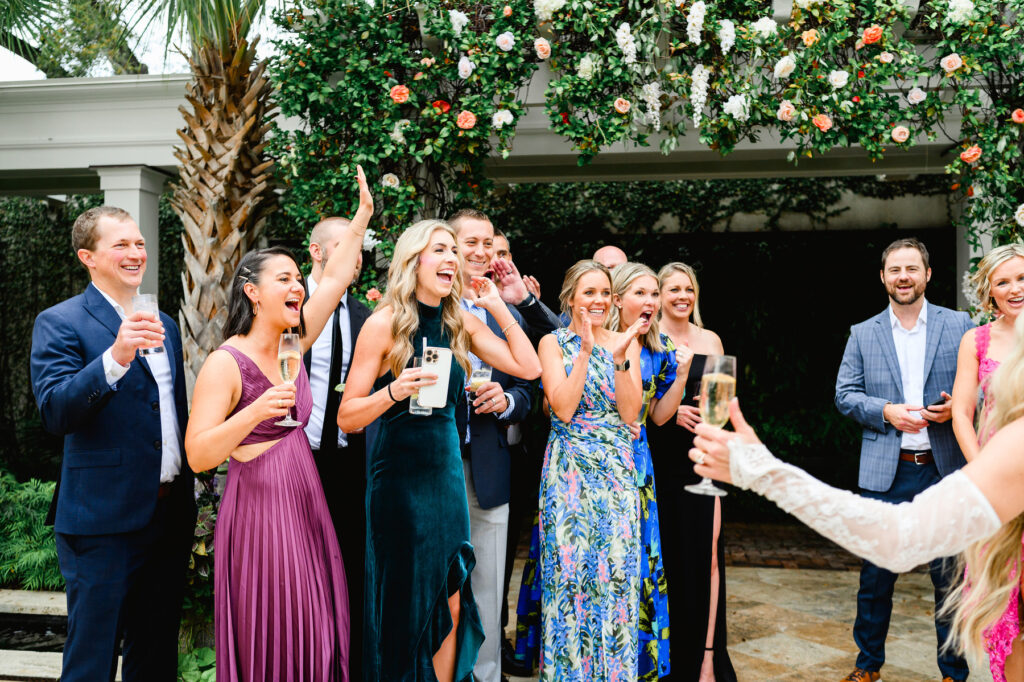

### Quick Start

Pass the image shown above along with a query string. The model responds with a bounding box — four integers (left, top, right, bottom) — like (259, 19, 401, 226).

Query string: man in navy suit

(450, 209, 534, 682)
(303, 216, 372, 680)
(31, 206, 196, 682)
(834, 238, 972, 682)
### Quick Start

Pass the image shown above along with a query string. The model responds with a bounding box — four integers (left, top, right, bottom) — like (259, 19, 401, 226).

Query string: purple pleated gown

(215, 345, 349, 682)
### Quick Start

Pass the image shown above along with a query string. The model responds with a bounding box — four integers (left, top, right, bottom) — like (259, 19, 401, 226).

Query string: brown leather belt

(899, 449, 933, 465)
(158, 482, 173, 499)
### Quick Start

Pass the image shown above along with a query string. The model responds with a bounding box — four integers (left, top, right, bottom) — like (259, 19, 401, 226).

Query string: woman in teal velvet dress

(608, 263, 692, 680)
(338, 219, 541, 682)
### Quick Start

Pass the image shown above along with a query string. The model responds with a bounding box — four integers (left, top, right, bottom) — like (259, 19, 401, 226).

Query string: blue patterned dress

(539, 328, 641, 681)
(635, 337, 677, 679)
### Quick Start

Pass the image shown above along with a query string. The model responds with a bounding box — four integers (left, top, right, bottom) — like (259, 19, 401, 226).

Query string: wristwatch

(518, 293, 537, 308)
(614, 359, 631, 372)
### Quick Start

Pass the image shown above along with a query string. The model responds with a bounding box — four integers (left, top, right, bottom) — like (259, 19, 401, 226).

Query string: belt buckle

(913, 452, 927, 465)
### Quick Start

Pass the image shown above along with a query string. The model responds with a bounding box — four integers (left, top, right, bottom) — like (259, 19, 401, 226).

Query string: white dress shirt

(304, 276, 353, 449)
(460, 297, 515, 444)
(96, 284, 182, 483)
(889, 300, 930, 450)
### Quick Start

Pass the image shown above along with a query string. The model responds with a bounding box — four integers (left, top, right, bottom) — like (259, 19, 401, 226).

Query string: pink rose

(940, 52, 963, 74)
(891, 126, 910, 143)
(535, 37, 551, 59)
(456, 110, 477, 129)
(812, 113, 833, 132)
(366, 288, 382, 302)
(878, 51, 894, 64)
(389, 85, 410, 104)
(907, 87, 926, 104)
(1012, 108, 1024, 124)
(776, 100, 796, 122)
(613, 98, 631, 114)
(862, 25, 883, 44)
(959, 144, 981, 164)
(420, 57, 435, 67)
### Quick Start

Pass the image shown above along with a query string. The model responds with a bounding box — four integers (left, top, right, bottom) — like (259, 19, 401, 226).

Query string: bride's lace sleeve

(728, 441, 1002, 573)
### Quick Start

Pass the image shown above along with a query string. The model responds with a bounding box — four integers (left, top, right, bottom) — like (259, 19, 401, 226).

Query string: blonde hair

(607, 262, 664, 353)
(970, 243, 1024, 315)
(943, 313, 1024, 663)
(657, 262, 704, 328)
(379, 220, 472, 379)
(558, 260, 611, 318)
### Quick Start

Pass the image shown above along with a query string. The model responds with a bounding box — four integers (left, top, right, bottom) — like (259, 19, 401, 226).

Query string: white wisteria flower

(687, 1, 706, 44)
(534, 0, 566, 22)
(948, 0, 975, 23)
(616, 22, 637, 64)
(751, 17, 777, 39)
(690, 64, 711, 127)
(828, 70, 850, 89)
(774, 55, 796, 79)
(907, 87, 927, 104)
(449, 9, 469, 37)
(458, 56, 475, 79)
(381, 173, 400, 189)
(723, 93, 750, 121)
(363, 229, 383, 251)
(641, 81, 663, 130)
(794, 0, 825, 7)
(496, 32, 516, 51)
(389, 119, 410, 144)
(718, 19, 735, 54)
(492, 109, 514, 129)
(578, 54, 597, 80)
(1015, 204, 1024, 228)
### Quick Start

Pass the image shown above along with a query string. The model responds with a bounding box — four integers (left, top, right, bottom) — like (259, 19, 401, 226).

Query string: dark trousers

(854, 459, 969, 680)
(312, 442, 366, 681)
(55, 485, 194, 682)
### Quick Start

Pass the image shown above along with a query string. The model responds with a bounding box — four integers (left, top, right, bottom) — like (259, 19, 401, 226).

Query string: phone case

(418, 347, 452, 408)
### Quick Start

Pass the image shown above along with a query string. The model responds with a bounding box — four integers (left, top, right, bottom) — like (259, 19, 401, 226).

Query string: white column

(92, 165, 171, 295)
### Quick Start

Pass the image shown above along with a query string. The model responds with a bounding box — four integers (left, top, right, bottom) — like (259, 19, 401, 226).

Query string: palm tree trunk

(171, 36, 277, 397)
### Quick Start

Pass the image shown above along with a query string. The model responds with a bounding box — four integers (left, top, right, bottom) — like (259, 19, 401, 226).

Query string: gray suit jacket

(835, 303, 973, 492)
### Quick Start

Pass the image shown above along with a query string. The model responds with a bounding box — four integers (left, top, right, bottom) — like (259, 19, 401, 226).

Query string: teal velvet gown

(363, 301, 484, 681)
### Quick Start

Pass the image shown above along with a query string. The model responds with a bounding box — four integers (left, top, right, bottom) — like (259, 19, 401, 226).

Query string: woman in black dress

(646, 262, 736, 682)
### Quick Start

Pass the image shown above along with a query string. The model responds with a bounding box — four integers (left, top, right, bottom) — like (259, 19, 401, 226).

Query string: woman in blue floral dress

(536, 259, 645, 681)
(609, 263, 692, 680)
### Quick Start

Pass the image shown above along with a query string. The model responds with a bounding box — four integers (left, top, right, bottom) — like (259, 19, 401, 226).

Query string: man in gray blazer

(835, 238, 972, 682)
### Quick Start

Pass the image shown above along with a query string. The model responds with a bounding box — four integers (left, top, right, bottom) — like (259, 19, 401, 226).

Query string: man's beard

(887, 281, 925, 305)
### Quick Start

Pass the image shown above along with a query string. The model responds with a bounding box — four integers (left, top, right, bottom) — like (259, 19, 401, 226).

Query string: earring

(252, 301, 261, 317)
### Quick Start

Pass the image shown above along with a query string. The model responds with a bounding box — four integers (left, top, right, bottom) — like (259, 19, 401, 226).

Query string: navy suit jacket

(458, 305, 532, 509)
(835, 303, 973, 492)
(31, 283, 194, 536)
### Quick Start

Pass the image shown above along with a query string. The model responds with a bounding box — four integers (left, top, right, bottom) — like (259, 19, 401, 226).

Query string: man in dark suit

(30, 206, 196, 682)
(303, 216, 372, 680)
(450, 209, 534, 682)
(834, 238, 972, 682)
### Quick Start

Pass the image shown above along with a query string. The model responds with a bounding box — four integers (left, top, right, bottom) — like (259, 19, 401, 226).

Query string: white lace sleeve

(728, 441, 1002, 573)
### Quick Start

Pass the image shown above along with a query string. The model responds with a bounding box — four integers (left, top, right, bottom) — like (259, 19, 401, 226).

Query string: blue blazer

(458, 306, 533, 510)
(835, 303, 973, 492)
(31, 284, 194, 536)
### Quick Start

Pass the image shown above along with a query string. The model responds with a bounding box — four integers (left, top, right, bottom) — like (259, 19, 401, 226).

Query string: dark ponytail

(224, 247, 307, 340)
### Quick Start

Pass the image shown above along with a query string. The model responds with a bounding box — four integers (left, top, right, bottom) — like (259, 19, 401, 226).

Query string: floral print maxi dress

(539, 328, 641, 681)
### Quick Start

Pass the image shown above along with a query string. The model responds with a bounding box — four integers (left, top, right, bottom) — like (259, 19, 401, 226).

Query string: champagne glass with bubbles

(685, 354, 736, 497)
(275, 333, 303, 427)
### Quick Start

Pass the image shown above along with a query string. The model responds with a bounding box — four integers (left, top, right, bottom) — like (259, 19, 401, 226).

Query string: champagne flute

(275, 333, 303, 427)
(132, 294, 164, 355)
(685, 354, 736, 497)
(408, 357, 433, 416)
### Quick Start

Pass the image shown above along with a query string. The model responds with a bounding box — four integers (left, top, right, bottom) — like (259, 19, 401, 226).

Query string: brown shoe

(840, 669, 880, 682)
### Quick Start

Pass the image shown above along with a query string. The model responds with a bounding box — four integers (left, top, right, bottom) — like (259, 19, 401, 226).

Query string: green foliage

(31, 0, 149, 77)
(178, 646, 216, 682)
(0, 471, 62, 590)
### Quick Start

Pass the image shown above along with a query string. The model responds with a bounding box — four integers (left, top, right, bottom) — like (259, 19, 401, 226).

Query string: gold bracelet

(502, 320, 519, 336)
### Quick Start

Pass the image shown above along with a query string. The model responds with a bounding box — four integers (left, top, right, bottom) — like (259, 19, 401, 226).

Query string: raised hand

(355, 164, 374, 218)
(610, 317, 644, 363)
(249, 383, 297, 423)
(575, 306, 595, 356)
(490, 258, 530, 305)
(675, 343, 694, 373)
(111, 311, 165, 367)
(469, 276, 504, 312)
(524, 275, 541, 299)
(690, 398, 761, 484)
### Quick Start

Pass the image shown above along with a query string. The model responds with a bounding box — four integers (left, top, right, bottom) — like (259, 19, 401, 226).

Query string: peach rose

(1012, 108, 1024, 124)
(776, 100, 796, 122)
(366, 288, 382, 302)
(456, 110, 477, 129)
(812, 113, 833, 132)
(420, 57, 435, 67)
(940, 53, 963, 74)
(614, 98, 631, 114)
(862, 25, 883, 45)
(389, 85, 410, 104)
(891, 126, 910, 143)
(801, 29, 819, 47)
(535, 37, 552, 59)
(503, 4, 512, 16)
(878, 51, 894, 64)
(959, 144, 981, 164)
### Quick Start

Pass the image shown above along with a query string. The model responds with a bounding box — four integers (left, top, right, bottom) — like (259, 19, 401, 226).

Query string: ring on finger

(695, 452, 706, 466)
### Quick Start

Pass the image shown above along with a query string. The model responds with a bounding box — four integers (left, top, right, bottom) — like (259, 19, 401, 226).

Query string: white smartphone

(417, 346, 452, 408)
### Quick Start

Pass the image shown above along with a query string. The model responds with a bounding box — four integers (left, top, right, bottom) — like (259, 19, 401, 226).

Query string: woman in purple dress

(185, 168, 373, 681)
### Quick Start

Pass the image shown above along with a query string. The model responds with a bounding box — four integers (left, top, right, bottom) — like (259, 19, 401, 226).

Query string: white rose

(907, 87, 927, 104)
(457, 56, 475, 79)
(496, 31, 516, 52)
(449, 9, 469, 37)
(878, 51, 895, 64)
(948, 0, 974, 23)
(363, 229, 383, 251)
(940, 52, 963, 73)
(751, 17, 778, 39)
(828, 69, 849, 89)
(492, 109, 514, 129)
(534, 0, 566, 22)
(381, 173, 400, 189)
(723, 93, 750, 121)
(578, 55, 596, 80)
(389, 119, 410, 144)
(1015, 204, 1024, 228)
(774, 55, 796, 79)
